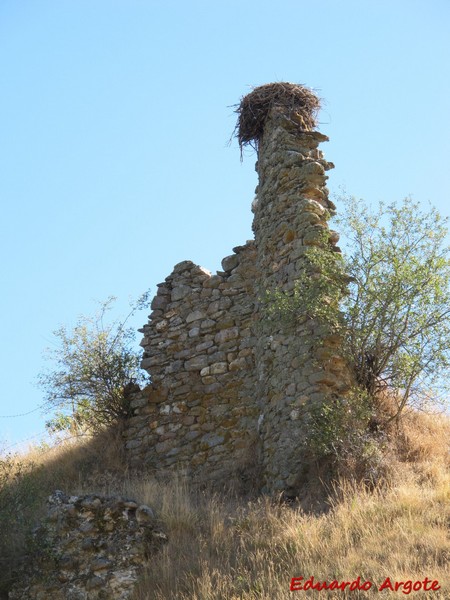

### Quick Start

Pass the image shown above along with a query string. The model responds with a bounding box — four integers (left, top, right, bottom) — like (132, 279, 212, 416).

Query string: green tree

(38, 293, 150, 434)
(335, 195, 450, 419)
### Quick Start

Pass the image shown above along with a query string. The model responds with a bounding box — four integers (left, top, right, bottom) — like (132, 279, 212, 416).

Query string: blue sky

(1, 0, 449, 451)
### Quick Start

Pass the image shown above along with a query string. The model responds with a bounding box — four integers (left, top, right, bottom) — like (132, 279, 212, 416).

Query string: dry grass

(0, 427, 127, 598)
(1, 411, 449, 599)
(130, 474, 449, 599)
(129, 410, 449, 599)
(375, 408, 450, 493)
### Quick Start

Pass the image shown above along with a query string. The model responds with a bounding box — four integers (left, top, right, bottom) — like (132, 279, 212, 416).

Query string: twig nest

(234, 82, 321, 153)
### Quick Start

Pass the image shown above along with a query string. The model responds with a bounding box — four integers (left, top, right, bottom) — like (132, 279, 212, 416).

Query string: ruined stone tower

(248, 84, 349, 494)
(124, 83, 351, 496)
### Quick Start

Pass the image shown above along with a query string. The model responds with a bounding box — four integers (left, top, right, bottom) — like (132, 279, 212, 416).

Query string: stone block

(185, 355, 209, 371)
(196, 340, 214, 352)
(151, 295, 169, 310)
(200, 318, 216, 330)
(186, 309, 206, 323)
(214, 327, 239, 344)
(171, 285, 192, 301)
(203, 274, 223, 288)
(130, 396, 148, 410)
(207, 350, 226, 362)
(140, 356, 161, 370)
(221, 254, 239, 272)
(125, 439, 142, 450)
(200, 433, 225, 448)
(210, 362, 228, 375)
(229, 357, 247, 371)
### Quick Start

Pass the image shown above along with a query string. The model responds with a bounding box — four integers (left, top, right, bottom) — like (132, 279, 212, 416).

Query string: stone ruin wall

(125, 86, 352, 496)
(124, 242, 261, 485)
(253, 109, 351, 494)
(9, 491, 167, 600)
(8, 83, 355, 600)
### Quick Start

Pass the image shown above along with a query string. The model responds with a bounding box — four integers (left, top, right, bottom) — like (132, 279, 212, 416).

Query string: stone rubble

(9, 491, 167, 600)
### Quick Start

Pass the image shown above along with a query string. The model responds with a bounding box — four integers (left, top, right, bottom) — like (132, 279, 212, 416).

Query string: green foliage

(336, 196, 450, 416)
(264, 197, 450, 424)
(304, 394, 365, 458)
(262, 196, 450, 471)
(38, 293, 150, 434)
(261, 243, 375, 470)
(262, 245, 348, 335)
(302, 390, 381, 470)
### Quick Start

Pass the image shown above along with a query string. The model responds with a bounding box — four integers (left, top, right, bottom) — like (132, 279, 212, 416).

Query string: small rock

(85, 575, 104, 590)
(221, 254, 239, 272)
(185, 355, 209, 371)
(186, 309, 206, 323)
(171, 285, 191, 301)
(210, 362, 227, 375)
(136, 505, 155, 523)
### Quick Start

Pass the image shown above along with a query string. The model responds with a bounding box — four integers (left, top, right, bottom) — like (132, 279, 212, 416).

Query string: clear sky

(1, 0, 449, 451)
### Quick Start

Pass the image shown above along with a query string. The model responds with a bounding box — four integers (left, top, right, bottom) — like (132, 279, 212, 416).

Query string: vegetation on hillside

(1, 197, 450, 598)
(0, 410, 448, 599)
(336, 195, 450, 418)
(132, 419, 449, 600)
(264, 196, 450, 482)
(37, 293, 150, 435)
(0, 430, 126, 598)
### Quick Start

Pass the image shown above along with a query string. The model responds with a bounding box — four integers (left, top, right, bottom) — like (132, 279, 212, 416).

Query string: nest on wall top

(234, 82, 321, 154)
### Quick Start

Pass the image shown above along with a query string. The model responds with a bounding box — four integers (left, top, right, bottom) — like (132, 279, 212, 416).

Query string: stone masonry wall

(9, 491, 167, 600)
(125, 84, 352, 496)
(253, 108, 351, 495)
(124, 242, 261, 485)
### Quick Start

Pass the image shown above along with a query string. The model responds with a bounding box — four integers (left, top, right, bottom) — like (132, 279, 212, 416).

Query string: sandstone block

(125, 439, 142, 450)
(185, 355, 209, 371)
(221, 254, 239, 272)
(203, 275, 223, 288)
(229, 357, 247, 371)
(186, 309, 206, 323)
(200, 318, 216, 330)
(215, 327, 239, 344)
(201, 433, 225, 448)
(171, 285, 192, 301)
(210, 362, 227, 375)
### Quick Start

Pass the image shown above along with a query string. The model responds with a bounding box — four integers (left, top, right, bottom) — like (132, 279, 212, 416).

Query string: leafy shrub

(38, 293, 150, 434)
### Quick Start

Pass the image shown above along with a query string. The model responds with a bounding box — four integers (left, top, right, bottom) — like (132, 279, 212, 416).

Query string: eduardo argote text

(290, 576, 441, 594)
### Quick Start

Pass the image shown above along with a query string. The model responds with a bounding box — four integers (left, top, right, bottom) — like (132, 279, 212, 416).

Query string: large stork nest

(234, 82, 321, 154)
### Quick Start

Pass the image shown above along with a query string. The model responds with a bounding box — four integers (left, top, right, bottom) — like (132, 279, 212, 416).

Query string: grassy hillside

(1, 410, 449, 599)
